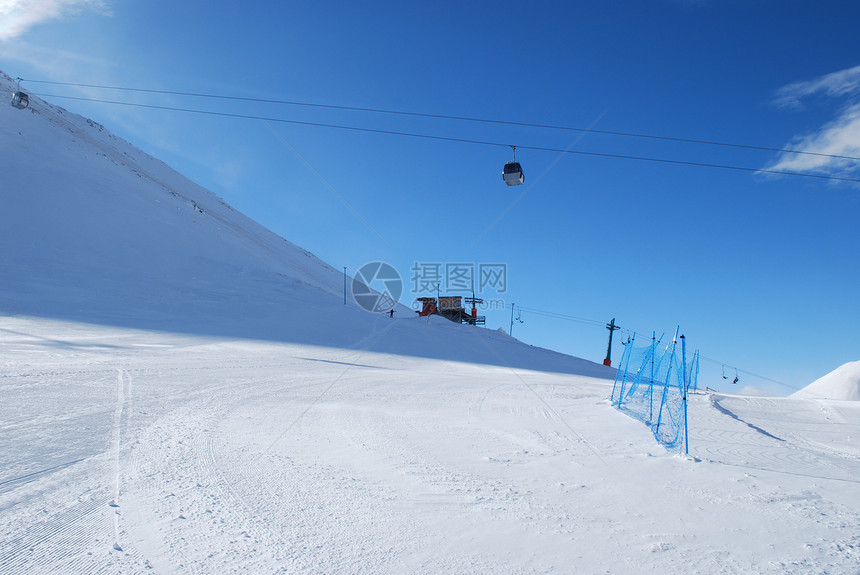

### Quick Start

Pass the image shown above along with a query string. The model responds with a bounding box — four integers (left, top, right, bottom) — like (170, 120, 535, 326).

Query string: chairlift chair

(502, 146, 524, 186)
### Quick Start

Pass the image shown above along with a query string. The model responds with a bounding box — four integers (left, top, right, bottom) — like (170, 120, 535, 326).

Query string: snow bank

(792, 360, 860, 401)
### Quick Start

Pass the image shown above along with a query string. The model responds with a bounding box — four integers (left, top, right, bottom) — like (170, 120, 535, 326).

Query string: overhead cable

(22, 78, 860, 163)
(32, 93, 860, 184)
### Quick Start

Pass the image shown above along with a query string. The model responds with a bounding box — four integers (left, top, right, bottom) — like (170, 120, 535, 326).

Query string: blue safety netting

(610, 335, 699, 454)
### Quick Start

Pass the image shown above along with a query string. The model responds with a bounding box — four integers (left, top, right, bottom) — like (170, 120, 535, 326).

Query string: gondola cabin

(11, 91, 29, 110)
(502, 161, 524, 186)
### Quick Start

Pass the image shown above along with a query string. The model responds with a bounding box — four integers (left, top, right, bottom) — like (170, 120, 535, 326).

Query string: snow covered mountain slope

(0, 71, 609, 377)
(1, 73, 343, 324)
(793, 361, 860, 401)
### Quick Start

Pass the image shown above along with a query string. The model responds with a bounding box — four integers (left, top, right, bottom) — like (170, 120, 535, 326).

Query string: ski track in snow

(0, 318, 858, 573)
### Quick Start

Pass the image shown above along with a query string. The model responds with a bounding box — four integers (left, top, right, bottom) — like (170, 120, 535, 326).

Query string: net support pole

(654, 338, 677, 439)
(692, 351, 700, 394)
(647, 332, 656, 424)
(610, 344, 625, 404)
(681, 335, 689, 456)
(612, 333, 635, 407)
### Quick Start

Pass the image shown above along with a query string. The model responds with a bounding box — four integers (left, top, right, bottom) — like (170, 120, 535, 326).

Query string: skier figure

(389, 309, 394, 318)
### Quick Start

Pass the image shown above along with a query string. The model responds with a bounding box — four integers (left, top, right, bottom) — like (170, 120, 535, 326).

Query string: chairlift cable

(20, 78, 860, 163)
(699, 354, 796, 391)
(27, 93, 860, 184)
(515, 306, 607, 327)
(515, 308, 792, 391)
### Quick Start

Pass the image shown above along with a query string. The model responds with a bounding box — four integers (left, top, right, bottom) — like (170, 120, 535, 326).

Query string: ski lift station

(416, 296, 486, 326)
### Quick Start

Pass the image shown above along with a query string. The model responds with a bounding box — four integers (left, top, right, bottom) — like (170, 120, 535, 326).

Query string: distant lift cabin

(502, 146, 524, 186)
(10, 78, 29, 110)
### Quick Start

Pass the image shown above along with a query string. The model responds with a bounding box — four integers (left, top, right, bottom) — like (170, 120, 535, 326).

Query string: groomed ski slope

(1, 72, 859, 573)
(1, 316, 859, 574)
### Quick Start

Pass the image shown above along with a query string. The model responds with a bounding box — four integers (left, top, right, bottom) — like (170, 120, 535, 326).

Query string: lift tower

(604, 318, 620, 366)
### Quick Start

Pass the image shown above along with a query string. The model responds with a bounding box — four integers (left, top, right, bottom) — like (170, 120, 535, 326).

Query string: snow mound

(792, 361, 860, 401)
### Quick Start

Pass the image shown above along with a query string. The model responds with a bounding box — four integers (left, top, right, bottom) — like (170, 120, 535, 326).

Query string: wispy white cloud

(767, 103, 860, 174)
(766, 65, 860, 178)
(0, 0, 110, 42)
(0, 1, 117, 91)
(0, 37, 116, 77)
(774, 65, 860, 110)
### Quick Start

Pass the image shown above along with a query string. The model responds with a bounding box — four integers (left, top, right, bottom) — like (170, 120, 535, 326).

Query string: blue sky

(2, 0, 860, 394)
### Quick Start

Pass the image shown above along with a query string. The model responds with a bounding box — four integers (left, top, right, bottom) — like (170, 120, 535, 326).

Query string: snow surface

(792, 361, 860, 402)
(2, 72, 860, 573)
